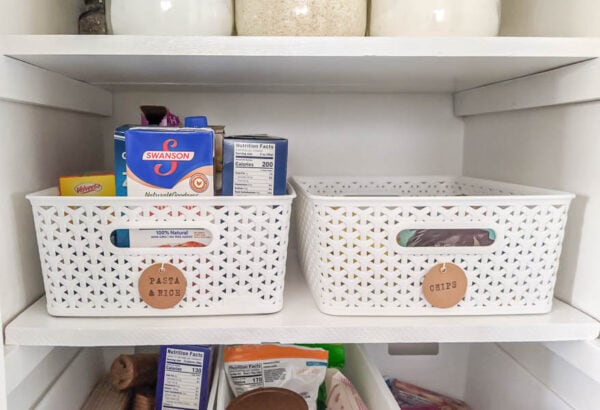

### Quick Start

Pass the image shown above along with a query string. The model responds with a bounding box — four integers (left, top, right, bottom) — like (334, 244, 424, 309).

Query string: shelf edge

(5, 297, 599, 347)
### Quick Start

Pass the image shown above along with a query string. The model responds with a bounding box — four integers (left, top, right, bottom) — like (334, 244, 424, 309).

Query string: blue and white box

(222, 135, 288, 196)
(126, 127, 214, 197)
(156, 345, 215, 410)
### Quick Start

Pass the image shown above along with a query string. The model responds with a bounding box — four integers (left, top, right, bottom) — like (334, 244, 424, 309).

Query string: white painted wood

(500, 342, 600, 409)
(464, 344, 570, 410)
(7, 35, 600, 57)
(4, 253, 599, 346)
(0, 0, 83, 35)
(4, 346, 54, 394)
(455, 58, 600, 116)
(343, 345, 400, 410)
(0, 56, 112, 116)
(0, 325, 5, 410)
(3, 36, 600, 93)
(35, 348, 105, 410)
(364, 343, 577, 409)
(463, 101, 600, 322)
(363, 344, 470, 400)
(0, 101, 105, 325)
(544, 340, 600, 385)
(7, 347, 80, 410)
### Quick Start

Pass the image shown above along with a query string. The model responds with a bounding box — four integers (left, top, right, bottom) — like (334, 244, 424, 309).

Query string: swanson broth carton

(125, 127, 214, 247)
(126, 127, 214, 197)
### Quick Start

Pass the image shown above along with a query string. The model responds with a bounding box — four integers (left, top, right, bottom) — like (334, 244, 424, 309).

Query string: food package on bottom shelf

(110, 353, 159, 391)
(325, 368, 369, 410)
(155, 345, 216, 410)
(227, 387, 308, 410)
(300, 344, 346, 410)
(387, 378, 470, 410)
(224, 344, 329, 410)
(81, 377, 133, 410)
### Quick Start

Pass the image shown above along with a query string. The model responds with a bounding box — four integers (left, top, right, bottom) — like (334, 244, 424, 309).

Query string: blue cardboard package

(222, 135, 288, 196)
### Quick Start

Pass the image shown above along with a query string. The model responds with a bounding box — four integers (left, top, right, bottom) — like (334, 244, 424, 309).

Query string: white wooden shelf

(5, 253, 599, 347)
(2, 35, 600, 93)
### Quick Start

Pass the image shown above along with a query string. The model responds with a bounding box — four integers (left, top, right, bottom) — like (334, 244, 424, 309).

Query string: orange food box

(59, 173, 116, 196)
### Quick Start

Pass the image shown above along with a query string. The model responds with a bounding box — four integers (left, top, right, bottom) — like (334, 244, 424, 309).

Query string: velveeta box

(59, 173, 116, 196)
(126, 127, 214, 197)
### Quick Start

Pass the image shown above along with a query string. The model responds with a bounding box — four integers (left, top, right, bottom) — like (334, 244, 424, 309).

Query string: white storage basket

(292, 176, 573, 316)
(27, 187, 295, 317)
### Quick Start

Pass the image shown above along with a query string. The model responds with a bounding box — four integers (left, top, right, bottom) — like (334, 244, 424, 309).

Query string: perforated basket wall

(292, 176, 573, 316)
(27, 187, 295, 317)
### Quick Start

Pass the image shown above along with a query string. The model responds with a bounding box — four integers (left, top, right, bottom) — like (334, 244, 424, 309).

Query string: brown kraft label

(422, 262, 468, 309)
(138, 263, 187, 309)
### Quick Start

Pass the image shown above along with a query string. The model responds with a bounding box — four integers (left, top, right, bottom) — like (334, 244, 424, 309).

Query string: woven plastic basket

(27, 187, 295, 317)
(292, 176, 573, 316)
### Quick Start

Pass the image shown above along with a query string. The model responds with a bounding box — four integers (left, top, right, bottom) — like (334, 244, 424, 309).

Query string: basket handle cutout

(391, 223, 504, 255)
(106, 222, 217, 255)
(397, 228, 496, 248)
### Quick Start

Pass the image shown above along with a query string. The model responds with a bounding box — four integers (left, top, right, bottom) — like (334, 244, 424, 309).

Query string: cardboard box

(222, 135, 288, 196)
(156, 345, 215, 410)
(59, 172, 116, 197)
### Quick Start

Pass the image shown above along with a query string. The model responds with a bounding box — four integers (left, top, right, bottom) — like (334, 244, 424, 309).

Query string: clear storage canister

(500, 0, 600, 37)
(235, 0, 367, 36)
(109, 0, 234, 35)
(370, 0, 500, 37)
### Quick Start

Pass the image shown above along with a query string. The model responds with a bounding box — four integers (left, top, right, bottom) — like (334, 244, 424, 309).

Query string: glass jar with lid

(501, 0, 600, 37)
(235, 0, 367, 36)
(79, 0, 108, 34)
(109, 0, 234, 35)
(370, 0, 500, 37)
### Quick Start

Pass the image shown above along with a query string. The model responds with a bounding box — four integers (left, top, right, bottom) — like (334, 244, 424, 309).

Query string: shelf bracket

(0, 55, 112, 116)
(455, 58, 600, 117)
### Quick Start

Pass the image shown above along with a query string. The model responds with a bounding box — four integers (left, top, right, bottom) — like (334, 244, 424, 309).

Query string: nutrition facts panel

(233, 142, 276, 195)
(161, 348, 206, 409)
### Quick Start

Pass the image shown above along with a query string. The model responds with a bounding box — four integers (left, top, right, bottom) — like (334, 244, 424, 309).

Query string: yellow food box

(59, 173, 116, 196)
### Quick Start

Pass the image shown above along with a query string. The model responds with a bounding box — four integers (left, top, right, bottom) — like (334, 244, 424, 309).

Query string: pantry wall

(463, 101, 600, 322)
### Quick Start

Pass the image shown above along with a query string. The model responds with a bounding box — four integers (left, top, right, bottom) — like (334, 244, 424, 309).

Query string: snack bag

(224, 344, 328, 410)
(325, 369, 369, 410)
(387, 379, 470, 410)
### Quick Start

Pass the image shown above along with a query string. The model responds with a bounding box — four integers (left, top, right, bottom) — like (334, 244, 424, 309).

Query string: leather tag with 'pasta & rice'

(138, 263, 187, 309)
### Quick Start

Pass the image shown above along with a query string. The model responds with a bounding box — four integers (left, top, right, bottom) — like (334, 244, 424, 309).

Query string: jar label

(422, 263, 467, 309)
(138, 263, 187, 309)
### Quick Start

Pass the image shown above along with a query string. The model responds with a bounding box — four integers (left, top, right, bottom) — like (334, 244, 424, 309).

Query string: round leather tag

(138, 263, 186, 309)
(422, 262, 468, 309)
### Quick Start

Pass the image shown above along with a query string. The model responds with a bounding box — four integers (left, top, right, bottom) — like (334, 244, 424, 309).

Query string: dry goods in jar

(370, 0, 500, 36)
(235, 0, 367, 36)
(110, 0, 234, 35)
(501, 0, 600, 37)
